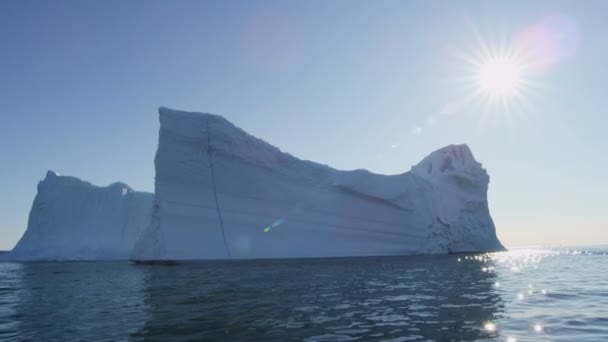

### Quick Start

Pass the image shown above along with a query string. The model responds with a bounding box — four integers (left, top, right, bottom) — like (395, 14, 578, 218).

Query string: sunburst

(446, 23, 540, 127)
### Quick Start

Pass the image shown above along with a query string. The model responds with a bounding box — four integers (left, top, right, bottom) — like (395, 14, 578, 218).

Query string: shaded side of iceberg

(7, 171, 153, 261)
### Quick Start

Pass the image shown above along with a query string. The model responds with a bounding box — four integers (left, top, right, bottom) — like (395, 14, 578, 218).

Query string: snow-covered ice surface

(7, 171, 153, 261)
(132, 107, 504, 261)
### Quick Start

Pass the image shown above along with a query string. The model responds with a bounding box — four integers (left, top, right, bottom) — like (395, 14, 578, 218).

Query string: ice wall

(132, 107, 504, 260)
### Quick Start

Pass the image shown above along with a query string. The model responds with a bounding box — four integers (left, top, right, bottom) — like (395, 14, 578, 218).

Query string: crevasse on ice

(131, 107, 504, 261)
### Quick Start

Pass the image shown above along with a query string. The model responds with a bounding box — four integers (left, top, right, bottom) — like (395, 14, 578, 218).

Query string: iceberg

(132, 107, 504, 261)
(8, 171, 153, 261)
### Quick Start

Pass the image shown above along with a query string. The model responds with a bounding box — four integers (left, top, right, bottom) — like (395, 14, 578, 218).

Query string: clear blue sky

(1, 0, 607, 250)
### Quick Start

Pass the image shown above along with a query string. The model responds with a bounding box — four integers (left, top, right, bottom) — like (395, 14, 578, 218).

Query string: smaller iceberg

(7, 171, 153, 261)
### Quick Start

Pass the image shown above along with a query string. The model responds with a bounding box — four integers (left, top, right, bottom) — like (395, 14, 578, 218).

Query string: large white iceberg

(132, 107, 504, 261)
(8, 171, 153, 261)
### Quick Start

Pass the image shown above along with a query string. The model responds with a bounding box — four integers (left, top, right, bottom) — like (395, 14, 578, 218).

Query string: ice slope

(8, 171, 153, 261)
(132, 107, 504, 260)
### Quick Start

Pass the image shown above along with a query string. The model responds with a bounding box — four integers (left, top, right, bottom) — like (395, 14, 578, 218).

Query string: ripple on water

(303, 334, 359, 341)
(0, 248, 607, 341)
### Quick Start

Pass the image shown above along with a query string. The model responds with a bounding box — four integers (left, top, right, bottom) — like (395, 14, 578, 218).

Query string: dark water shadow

(1, 262, 148, 341)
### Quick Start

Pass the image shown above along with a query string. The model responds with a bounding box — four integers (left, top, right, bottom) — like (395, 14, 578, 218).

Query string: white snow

(7, 171, 153, 261)
(132, 107, 504, 260)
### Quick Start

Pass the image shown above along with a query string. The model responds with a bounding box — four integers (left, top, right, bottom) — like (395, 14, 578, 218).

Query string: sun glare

(478, 57, 523, 98)
(445, 26, 540, 127)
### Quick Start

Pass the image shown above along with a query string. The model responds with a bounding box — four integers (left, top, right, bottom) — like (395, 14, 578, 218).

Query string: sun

(438, 22, 544, 128)
(477, 56, 523, 98)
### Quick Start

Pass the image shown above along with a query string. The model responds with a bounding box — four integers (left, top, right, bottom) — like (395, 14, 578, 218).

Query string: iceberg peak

(157, 106, 301, 172)
(158, 106, 236, 137)
(410, 144, 488, 194)
(413, 144, 480, 173)
(45, 170, 58, 179)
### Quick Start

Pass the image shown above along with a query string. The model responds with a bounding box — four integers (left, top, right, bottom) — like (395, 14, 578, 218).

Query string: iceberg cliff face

(132, 107, 504, 260)
(8, 171, 153, 261)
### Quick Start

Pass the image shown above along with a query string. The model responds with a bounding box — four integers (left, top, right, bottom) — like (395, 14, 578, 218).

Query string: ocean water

(0, 247, 607, 341)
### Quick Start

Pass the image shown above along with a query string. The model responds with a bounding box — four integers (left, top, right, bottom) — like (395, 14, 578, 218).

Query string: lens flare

(262, 218, 285, 233)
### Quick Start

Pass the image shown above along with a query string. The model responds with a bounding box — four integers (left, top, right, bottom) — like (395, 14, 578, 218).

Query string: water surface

(1, 247, 607, 341)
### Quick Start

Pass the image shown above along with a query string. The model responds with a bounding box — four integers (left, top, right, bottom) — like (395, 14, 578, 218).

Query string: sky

(1, 0, 607, 250)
